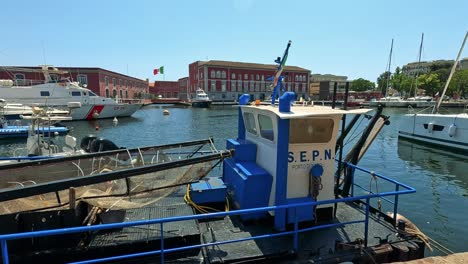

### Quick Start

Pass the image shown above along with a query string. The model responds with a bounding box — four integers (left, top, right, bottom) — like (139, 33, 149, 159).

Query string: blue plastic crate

(190, 177, 227, 204)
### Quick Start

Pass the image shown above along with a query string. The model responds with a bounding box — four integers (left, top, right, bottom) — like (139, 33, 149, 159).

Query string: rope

(344, 115, 365, 147)
(368, 171, 381, 211)
(183, 184, 229, 214)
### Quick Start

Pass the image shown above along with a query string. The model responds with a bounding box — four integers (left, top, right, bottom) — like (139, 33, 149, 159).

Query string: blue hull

(0, 126, 69, 139)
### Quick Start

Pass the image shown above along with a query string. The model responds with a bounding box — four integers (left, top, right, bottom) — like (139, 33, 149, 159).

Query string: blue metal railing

(0, 162, 415, 264)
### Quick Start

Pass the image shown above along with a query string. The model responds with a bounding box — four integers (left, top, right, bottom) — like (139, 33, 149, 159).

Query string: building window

(211, 70, 215, 78)
(216, 71, 221, 78)
(49, 74, 59, 82)
(14, 73, 26, 85)
(244, 74, 248, 80)
(77, 74, 88, 86)
(14, 73, 25, 80)
(211, 80, 216, 92)
(232, 73, 236, 79)
(200, 72, 203, 79)
(238, 80, 242, 92)
(222, 71, 226, 79)
(125, 90, 128, 98)
(221, 80, 226, 92)
(244, 81, 249, 91)
(119, 89, 123, 98)
(302, 83, 307, 92)
(231, 80, 236, 92)
(105, 89, 110, 98)
(261, 75, 265, 81)
(295, 83, 299, 93)
(250, 81, 254, 91)
(256, 74, 259, 81)
(112, 89, 117, 98)
(295, 75, 298, 81)
(119, 79, 123, 87)
(105, 77, 109, 87)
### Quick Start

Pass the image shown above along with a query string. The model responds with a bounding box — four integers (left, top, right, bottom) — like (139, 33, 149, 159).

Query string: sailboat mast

(433, 31, 468, 114)
(385, 39, 394, 97)
(414, 33, 424, 98)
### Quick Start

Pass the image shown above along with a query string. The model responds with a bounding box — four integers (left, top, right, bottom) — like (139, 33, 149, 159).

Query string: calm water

(0, 105, 467, 256)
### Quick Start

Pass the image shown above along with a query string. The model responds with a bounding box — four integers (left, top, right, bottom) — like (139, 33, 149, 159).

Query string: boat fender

(427, 123, 434, 133)
(448, 124, 457, 137)
(89, 138, 119, 152)
(80, 135, 98, 152)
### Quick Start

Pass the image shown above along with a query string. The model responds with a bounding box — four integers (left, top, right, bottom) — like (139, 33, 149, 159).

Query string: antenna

(384, 39, 394, 97)
(41, 41, 47, 66)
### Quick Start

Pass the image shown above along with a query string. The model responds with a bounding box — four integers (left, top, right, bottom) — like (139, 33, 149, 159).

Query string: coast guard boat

(0, 66, 142, 120)
(0, 42, 426, 264)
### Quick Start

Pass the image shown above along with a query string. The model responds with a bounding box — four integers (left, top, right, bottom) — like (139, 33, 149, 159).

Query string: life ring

(92, 110, 100, 119)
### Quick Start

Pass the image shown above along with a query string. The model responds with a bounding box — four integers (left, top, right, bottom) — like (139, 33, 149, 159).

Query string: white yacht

(191, 88, 212, 108)
(398, 32, 468, 153)
(0, 66, 142, 120)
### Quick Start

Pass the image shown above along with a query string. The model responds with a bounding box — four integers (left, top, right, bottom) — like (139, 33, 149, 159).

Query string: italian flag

(153, 66, 165, 75)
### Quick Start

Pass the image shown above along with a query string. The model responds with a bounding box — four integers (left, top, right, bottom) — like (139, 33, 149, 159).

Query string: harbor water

(0, 105, 467, 256)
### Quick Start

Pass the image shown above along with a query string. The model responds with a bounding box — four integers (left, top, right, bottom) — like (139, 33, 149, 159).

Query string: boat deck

(4, 186, 423, 263)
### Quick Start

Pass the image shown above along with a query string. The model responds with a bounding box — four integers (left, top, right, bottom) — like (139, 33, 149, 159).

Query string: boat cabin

(223, 92, 370, 230)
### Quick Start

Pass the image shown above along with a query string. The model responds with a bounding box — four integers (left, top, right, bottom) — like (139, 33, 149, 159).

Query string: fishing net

(0, 139, 227, 215)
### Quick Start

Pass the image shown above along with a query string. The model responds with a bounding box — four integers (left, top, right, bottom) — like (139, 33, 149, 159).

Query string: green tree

(351, 78, 375, 91)
(417, 73, 441, 97)
(448, 69, 468, 99)
(433, 68, 450, 85)
(377, 71, 391, 95)
(391, 72, 415, 96)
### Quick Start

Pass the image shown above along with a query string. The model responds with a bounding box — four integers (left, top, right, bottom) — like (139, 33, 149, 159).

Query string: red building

(188, 60, 311, 101)
(149, 81, 179, 98)
(0, 66, 149, 99)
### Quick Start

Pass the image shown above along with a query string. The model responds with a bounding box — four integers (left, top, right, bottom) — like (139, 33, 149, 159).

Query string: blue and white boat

(0, 41, 427, 264)
(0, 116, 68, 139)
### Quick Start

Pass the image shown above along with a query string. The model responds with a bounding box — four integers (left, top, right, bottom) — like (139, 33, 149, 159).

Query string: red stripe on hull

(86, 105, 105, 120)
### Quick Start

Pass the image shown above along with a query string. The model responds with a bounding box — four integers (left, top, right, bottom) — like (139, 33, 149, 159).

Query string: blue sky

(1, 0, 467, 83)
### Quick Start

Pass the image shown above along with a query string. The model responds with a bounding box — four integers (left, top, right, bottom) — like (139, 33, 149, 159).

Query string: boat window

(40, 91, 50, 96)
(243, 112, 257, 135)
(71, 91, 81, 96)
(423, 124, 444, 131)
(89, 91, 97, 96)
(258, 114, 274, 141)
(289, 118, 334, 143)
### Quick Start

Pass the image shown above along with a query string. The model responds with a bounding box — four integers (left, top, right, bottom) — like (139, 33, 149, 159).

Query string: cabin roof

(240, 105, 372, 119)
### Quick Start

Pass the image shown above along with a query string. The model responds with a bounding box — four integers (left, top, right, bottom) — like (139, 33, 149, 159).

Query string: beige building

(309, 74, 348, 99)
(402, 60, 454, 76)
(461, 58, 468, 70)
